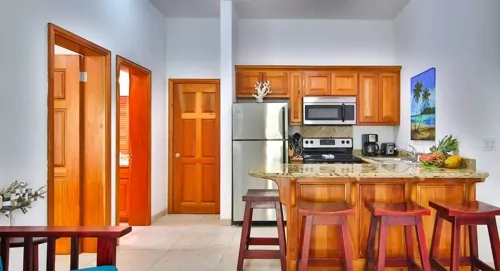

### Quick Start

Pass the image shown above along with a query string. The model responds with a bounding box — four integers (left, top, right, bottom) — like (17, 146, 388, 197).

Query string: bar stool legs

(237, 190, 286, 271)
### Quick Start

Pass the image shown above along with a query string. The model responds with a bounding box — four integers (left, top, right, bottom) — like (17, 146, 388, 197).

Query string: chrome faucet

(408, 144, 418, 162)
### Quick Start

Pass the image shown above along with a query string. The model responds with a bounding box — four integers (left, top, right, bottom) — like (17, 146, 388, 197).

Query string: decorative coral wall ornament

(252, 80, 271, 102)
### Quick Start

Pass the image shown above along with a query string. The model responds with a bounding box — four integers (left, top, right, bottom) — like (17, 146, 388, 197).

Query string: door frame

(115, 55, 152, 226)
(47, 23, 112, 226)
(167, 79, 221, 214)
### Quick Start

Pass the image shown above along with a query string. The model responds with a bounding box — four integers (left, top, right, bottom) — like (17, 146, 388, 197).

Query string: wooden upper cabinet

(263, 71, 289, 97)
(236, 71, 290, 98)
(358, 72, 400, 125)
(303, 71, 330, 96)
(289, 72, 302, 125)
(331, 71, 358, 96)
(378, 72, 400, 125)
(236, 71, 262, 97)
(358, 73, 379, 123)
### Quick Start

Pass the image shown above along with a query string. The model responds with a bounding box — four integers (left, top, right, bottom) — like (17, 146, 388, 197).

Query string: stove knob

(341, 140, 345, 144)
(310, 140, 314, 144)
(346, 140, 350, 144)
(305, 140, 309, 144)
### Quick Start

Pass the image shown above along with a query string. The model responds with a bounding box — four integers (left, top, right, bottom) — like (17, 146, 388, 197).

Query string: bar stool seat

(364, 201, 431, 271)
(237, 189, 286, 271)
(298, 201, 354, 271)
(429, 201, 500, 271)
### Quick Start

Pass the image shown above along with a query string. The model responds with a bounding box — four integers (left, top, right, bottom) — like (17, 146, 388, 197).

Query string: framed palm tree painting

(411, 68, 436, 140)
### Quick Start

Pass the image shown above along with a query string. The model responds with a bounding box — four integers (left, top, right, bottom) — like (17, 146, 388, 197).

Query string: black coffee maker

(361, 134, 379, 156)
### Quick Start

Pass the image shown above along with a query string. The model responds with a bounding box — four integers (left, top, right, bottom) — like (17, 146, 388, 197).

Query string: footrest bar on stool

(431, 257, 495, 271)
(247, 237, 280, 246)
(244, 250, 282, 259)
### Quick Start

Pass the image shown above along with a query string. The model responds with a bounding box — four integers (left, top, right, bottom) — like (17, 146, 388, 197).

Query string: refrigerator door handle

(281, 107, 288, 164)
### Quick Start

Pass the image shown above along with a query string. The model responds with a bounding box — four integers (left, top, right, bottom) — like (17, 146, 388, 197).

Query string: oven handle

(341, 103, 345, 122)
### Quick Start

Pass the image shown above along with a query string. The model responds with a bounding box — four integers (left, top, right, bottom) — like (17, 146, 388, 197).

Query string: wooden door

(171, 80, 220, 214)
(303, 71, 331, 96)
(289, 72, 303, 125)
(128, 69, 151, 225)
(357, 73, 379, 124)
(331, 71, 358, 96)
(378, 72, 400, 124)
(81, 56, 107, 253)
(53, 55, 81, 254)
(119, 94, 130, 222)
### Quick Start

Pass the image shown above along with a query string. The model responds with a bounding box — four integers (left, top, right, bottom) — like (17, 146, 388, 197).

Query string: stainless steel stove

(302, 137, 363, 164)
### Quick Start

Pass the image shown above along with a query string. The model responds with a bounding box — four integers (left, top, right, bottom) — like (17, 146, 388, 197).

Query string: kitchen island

(249, 162, 489, 271)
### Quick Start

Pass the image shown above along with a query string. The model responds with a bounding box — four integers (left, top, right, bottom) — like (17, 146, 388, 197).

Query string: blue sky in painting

(410, 68, 436, 116)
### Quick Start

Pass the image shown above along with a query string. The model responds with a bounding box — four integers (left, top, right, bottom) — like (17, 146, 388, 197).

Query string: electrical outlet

(483, 138, 497, 151)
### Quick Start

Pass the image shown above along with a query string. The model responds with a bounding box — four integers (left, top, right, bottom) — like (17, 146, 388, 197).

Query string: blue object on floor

(73, 266, 117, 271)
(0, 257, 3, 271)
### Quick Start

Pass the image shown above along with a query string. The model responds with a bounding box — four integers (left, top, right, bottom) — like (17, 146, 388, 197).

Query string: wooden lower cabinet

(119, 166, 130, 222)
(275, 177, 480, 271)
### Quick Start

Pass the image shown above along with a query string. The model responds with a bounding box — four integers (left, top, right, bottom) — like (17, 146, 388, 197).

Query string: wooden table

(249, 163, 489, 271)
(0, 226, 132, 271)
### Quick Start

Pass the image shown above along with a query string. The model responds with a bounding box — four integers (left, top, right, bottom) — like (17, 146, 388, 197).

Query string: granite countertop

(249, 162, 489, 179)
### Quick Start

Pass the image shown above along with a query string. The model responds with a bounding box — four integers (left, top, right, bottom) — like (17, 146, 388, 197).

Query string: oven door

(302, 97, 356, 125)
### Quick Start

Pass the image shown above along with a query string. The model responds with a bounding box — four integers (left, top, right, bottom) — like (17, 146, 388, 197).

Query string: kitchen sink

(371, 157, 419, 165)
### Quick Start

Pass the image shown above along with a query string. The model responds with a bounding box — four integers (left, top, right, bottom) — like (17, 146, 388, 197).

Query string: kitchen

(231, 65, 402, 224)
(232, 65, 493, 271)
(163, 2, 499, 269)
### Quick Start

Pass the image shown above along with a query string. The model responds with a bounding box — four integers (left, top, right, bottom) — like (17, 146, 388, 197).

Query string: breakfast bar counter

(249, 163, 489, 271)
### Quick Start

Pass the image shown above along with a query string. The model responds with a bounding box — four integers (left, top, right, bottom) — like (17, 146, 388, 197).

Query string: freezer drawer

(232, 140, 288, 222)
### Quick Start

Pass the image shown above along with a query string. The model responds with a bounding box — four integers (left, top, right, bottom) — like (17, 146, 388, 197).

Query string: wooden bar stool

(364, 201, 431, 271)
(298, 201, 354, 271)
(429, 201, 500, 271)
(237, 189, 286, 271)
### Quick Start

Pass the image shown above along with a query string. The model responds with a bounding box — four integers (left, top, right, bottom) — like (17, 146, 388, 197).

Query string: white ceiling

(150, 0, 410, 20)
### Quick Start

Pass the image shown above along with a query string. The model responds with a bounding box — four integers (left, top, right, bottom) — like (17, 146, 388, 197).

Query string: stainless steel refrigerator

(232, 102, 289, 224)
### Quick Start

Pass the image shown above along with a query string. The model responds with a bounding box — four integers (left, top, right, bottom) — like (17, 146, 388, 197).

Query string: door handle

(175, 153, 180, 158)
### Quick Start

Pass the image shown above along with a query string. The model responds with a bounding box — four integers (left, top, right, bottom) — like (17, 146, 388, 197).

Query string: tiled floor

(55, 215, 284, 271)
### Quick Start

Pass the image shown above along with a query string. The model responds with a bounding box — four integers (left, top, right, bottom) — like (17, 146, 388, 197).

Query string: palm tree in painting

(412, 81, 423, 133)
(417, 88, 431, 131)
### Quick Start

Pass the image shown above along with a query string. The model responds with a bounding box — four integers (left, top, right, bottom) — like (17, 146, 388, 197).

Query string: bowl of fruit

(419, 135, 463, 169)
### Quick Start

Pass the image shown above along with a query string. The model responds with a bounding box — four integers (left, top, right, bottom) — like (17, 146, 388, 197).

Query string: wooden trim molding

(114, 55, 152, 226)
(235, 65, 402, 72)
(47, 23, 112, 226)
(167, 79, 221, 214)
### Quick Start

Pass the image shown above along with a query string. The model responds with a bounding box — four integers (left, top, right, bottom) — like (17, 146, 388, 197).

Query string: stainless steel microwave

(302, 97, 356, 125)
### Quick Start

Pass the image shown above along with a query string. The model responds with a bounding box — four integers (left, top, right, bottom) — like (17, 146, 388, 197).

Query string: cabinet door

(331, 71, 358, 96)
(378, 72, 400, 124)
(236, 71, 263, 97)
(289, 72, 302, 125)
(303, 71, 331, 96)
(358, 73, 379, 124)
(263, 71, 289, 97)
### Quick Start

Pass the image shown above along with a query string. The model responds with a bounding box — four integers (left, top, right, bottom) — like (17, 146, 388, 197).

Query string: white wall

(219, 1, 238, 220)
(166, 18, 220, 79)
(394, 0, 500, 262)
(0, 0, 166, 268)
(237, 19, 396, 65)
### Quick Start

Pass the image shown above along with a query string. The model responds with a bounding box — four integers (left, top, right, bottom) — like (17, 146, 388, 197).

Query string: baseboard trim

(151, 209, 167, 223)
(220, 218, 231, 226)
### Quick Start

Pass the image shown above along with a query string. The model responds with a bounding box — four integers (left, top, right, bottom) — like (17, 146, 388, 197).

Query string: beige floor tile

(54, 214, 284, 271)
(149, 249, 226, 271)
